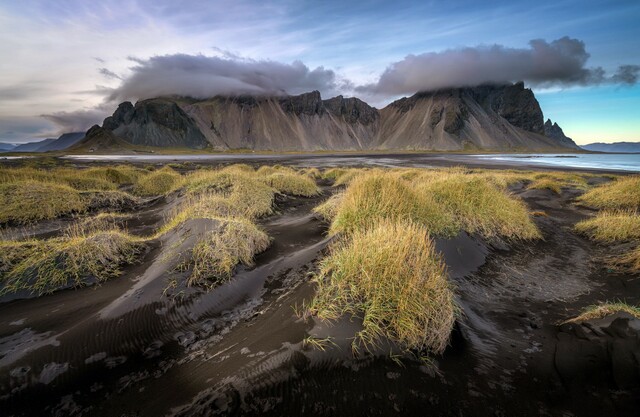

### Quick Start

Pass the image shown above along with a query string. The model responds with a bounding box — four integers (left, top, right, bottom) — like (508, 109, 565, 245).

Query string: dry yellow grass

(0, 228, 141, 295)
(329, 173, 459, 237)
(615, 246, 640, 272)
(527, 178, 562, 194)
(564, 302, 640, 323)
(261, 172, 320, 196)
(0, 180, 87, 224)
(577, 175, 640, 210)
(327, 171, 540, 240)
(132, 167, 183, 196)
(189, 219, 270, 286)
(313, 192, 344, 221)
(575, 211, 640, 242)
(308, 219, 455, 354)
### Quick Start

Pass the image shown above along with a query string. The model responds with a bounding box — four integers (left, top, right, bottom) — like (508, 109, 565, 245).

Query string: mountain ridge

(80, 82, 581, 152)
(581, 142, 640, 153)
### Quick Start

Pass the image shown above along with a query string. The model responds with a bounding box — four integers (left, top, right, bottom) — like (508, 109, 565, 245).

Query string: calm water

(22, 152, 640, 172)
(470, 153, 640, 172)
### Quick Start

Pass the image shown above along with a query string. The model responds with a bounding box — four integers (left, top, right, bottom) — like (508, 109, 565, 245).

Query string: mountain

(69, 125, 133, 153)
(11, 138, 56, 152)
(544, 119, 580, 149)
(0, 142, 16, 151)
(6, 132, 85, 153)
(582, 142, 640, 153)
(80, 82, 579, 152)
(36, 132, 85, 151)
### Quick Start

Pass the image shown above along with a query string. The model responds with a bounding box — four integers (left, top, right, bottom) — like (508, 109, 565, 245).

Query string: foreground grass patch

(262, 172, 320, 197)
(577, 175, 640, 210)
(308, 220, 455, 354)
(327, 171, 540, 240)
(133, 167, 183, 196)
(0, 229, 142, 295)
(188, 219, 270, 286)
(616, 246, 640, 272)
(0, 180, 87, 224)
(565, 302, 640, 323)
(575, 211, 640, 242)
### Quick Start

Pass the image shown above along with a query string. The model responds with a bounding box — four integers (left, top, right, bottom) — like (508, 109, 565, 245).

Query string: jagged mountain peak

(87, 83, 580, 152)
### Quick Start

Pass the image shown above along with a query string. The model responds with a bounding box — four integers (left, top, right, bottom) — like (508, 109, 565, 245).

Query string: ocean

(470, 153, 640, 172)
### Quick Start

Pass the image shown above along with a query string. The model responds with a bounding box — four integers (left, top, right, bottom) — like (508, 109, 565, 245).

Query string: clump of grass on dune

(256, 164, 296, 177)
(321, 168, 348, 182)
(418, 175, 541, 239)
(575, 210, 640, 242)
(313, 192, 344, 221)
(132, 167, 183, 196)
(0, 228, 142, 295)
(84, 190, 140, 211)
(615, 246, 640, 272)
(61, 175, 117, 191)
(301, 167, 321, 179)
(188, 219, 270, 286)
(262, 172, 320, 197)
(564, 301, 640, 323)
(84, 165, 148, 185)
(577, 175, 640, 210)
(308, 219, 455, 354)
(327, 171, 539, 240)
(0, 180, 87, 224)
(527, 178, 562, 194)
(329, 173, 458, 237)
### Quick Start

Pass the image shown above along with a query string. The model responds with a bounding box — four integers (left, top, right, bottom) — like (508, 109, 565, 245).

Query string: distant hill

(581, 142, 640, 153)
(11, 138, 56, 152)
(0, 142, 16, 151)
(36, 132, 85, 152)
(7, 132, 85, 153)
(82, 82, 580, 152)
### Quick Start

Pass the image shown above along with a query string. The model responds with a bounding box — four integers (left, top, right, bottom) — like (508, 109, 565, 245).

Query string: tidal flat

(0, 157, 639, 417)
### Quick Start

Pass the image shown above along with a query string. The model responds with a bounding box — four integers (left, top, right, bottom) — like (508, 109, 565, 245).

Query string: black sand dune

(0, 159, 638, 417)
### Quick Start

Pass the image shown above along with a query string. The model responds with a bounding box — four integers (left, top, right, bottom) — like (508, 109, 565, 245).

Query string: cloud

(357, 37, 639, 96)
(99, 67, 122, 80)
(108, 54, 342, 102)
(41, 105, 111, 134)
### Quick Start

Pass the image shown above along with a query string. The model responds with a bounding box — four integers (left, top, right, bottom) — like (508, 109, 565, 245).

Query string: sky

(0, 0, 639, 145)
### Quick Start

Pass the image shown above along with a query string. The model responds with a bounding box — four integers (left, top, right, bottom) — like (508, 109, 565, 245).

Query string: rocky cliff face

(375, 83, 564, 150)
(102, 99, 208, 148)
(544, 119, 580, 149)
(88, 83, 578, 152)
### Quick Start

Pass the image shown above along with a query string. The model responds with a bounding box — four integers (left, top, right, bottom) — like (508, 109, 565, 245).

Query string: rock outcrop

(83, 82, 579, 152)
(544, 119, 580, 149)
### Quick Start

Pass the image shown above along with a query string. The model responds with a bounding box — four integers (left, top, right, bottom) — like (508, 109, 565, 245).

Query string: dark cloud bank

(357, 37, 639, 96)
(45, 37, 638, 133)
(107, 55, 343, 102)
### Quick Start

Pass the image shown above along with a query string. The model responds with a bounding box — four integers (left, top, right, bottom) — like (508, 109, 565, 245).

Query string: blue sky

(0, 0, 638, 144)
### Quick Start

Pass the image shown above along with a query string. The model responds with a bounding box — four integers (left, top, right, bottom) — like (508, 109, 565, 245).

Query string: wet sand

(1, 161, 639, 416)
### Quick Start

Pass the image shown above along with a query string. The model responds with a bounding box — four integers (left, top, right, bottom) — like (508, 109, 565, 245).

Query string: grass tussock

(565, 302, 640, 323)
(328, 171, 540, 240)
(577, 175, 640, 210)
(189, 219, 270, 286)
(132, 167, 183, 196)
(0, 165, 149, 192)
(313, 192, 344, 221)
(308, 220, 455, 354)
(0, 180, 87, 224)
(527, 178, 562, 194)
(615, 246, 640, 272)
(262, 172, 320, 197)
(575, 210, 640, 242)
(0, 228, 141, 295)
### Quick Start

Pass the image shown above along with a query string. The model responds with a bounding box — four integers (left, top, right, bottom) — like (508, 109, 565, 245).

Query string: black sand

(0, 157, 638, 416)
